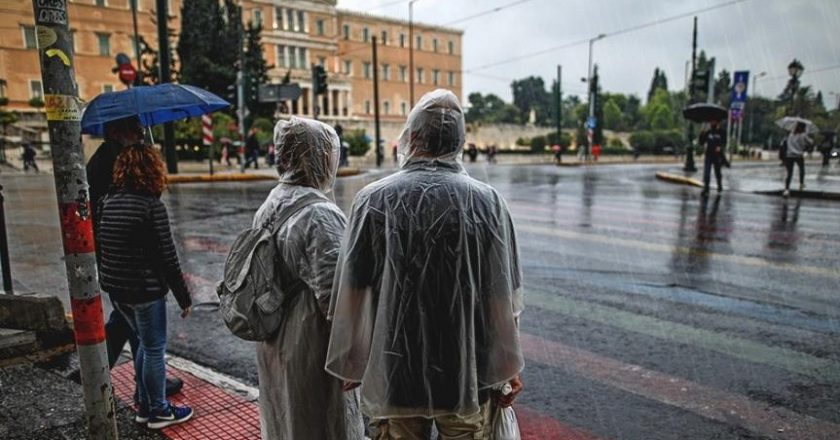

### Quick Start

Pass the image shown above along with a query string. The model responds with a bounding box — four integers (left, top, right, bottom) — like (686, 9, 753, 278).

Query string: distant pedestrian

(818, 132, 835, 167)
(392, 143, 398, 163)
(244, 127, 261, 169)
(552, 144, 562, 164)
(326, 90, 523, 439)
(340, 141, 350, 167)
(487, 144, 498, 163)
(254, 118, 363, 440)
(96, 143, 193, 430)
(266, 144, 276, 166)
(220, 140, 233, 166)
(467, 143, 479, 162)
(700, 119, 727, 196)
(783, 122, 813, 196)
(22, 143, 38, 172)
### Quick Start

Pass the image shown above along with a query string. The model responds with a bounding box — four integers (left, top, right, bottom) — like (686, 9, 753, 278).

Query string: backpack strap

(263, 193, 328, 235)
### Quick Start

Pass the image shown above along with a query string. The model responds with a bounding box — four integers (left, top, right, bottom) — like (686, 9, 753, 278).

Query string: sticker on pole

(45, 94, 82, 121)
(36, 25, 57, 48)
(36, 0, 68, 25)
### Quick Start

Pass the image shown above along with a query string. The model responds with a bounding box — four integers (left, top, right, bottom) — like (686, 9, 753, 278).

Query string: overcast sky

(337, 0, 840, 106)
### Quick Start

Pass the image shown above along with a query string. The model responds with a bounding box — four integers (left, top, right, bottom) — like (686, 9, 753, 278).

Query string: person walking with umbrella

(244, 127, 261, 169)
(699, 118, 728, 196)
(782, 122, 813, 196)
(22, 143, 38, 172)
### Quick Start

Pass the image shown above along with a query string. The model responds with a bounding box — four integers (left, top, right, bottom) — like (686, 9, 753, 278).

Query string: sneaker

(135, 406, 149, 424)
(717, 186, 723, 192)
(165, 377, 184, 397)
(147, 404, 194, 430)
(799, 183, 806, 191)
(783, 189, 790, 197)
(701, 188, 709, 197)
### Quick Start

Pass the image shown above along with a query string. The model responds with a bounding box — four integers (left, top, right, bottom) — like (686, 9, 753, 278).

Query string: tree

(243, 20, 273, 126)
(714, 69, 731, 106)
(511, 76, 551, 125)
(603, 99, 622, 130)
(465, 93, 520, 124)
(647, 68, 668, 104)
(178, 0, 238, 98)
(592, 65, 604, 145)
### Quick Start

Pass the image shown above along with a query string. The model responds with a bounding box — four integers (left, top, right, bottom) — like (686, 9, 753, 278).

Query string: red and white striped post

(203, 114, 214, 175)
(30, 1, 118, 438)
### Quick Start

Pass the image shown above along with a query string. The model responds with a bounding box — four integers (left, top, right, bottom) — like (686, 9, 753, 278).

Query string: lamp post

(747, 71, 766, 145)
(786, 59, 804, 116)
(408, 0, 420, 107)
(585, 33, 605, 162)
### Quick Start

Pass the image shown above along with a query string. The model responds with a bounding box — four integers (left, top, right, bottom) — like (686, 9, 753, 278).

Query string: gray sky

(338, 0, 840, 106)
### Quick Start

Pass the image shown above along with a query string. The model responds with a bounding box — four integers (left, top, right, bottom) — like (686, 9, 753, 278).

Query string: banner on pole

(729, 71, 749, 120)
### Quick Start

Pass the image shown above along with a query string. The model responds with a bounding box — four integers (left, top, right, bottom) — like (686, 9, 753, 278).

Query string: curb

(655, 172, 703, 188)
(753, 189, 840, 201)
(166, 168, 362, 184)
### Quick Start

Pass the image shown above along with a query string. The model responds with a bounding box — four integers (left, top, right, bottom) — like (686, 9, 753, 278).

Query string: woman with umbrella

(780, 119, 814, 196)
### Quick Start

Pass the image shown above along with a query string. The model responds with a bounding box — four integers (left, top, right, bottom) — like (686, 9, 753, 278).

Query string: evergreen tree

(603, 99, 622, 131)
(243, 20, 273, 125)
(592, 65, 604, 145)
(714, 69, 731, 106)
(178, 0, 239, 98)
(511, 76, 551, 125)
(647, 68, 668, 104)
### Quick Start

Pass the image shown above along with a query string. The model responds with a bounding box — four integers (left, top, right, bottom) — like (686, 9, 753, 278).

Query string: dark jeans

(784, 157, 805, 189)
(703, 154, 723, 191)
(114, 298, 169, 414)
(244, 152, 259, 169)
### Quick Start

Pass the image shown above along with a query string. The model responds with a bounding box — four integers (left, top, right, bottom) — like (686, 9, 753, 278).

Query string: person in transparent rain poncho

(325, 90, 525, 439)
(252, 117, 364, 440)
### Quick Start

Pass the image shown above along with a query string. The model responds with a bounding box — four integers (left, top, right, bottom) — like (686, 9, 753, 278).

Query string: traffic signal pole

(156, 0, 177, 174)
(683, 16, 698, 172)
(372, 36, 382, 167)
(29, 2, 118, 438)
(556, 64, 562, 163)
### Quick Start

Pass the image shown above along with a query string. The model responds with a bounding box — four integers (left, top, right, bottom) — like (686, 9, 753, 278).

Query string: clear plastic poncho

(253, 117, 364, 439)
(326, 90, 525, 419)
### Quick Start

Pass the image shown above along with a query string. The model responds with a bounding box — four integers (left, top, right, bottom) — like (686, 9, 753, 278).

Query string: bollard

(30, 1, 118, 438)
(0, 184, 12, 293)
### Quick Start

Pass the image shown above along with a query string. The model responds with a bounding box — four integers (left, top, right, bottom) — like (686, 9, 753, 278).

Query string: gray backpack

(217, 195, 323, 341)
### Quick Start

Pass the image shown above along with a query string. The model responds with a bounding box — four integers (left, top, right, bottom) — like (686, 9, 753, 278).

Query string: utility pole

(555, 64, 562, 163)
(130, 0, 142, 84)
(683, 16, 698, 172)
(156, 0, 177, 173)
(30, 1, 118, 438)
(237, 25, 246, 172)
(372, 36, 382, 167)
(586, 34, 605, 162)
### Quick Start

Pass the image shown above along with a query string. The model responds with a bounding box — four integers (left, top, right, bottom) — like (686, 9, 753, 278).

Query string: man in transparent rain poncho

(326, 90, 524, 439)
(253, 117, 364, 439)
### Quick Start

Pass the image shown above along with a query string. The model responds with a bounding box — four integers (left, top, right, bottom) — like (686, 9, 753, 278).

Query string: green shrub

(608, 137, 624, 148)
(545, 131, 572, 148)
(345, 129, 370, 156)
(530, 136, 547, 152)
(630, 129, 683, 154)
(515, 137, 530, 146)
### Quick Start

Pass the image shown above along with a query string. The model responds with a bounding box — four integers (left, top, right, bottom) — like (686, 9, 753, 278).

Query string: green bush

(530, 136, 547, 152)
(630, 129, 683, 154)
(545, 131, 572, 148)
(345, 129, 370, 156)
(608, 137, 624, 148)
(515, 137, 530, 146)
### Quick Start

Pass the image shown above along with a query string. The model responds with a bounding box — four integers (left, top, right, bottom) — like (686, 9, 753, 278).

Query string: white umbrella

(775, 116, 819, 135)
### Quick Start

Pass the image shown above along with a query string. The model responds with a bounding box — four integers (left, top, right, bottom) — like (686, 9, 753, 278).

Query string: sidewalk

(656, 158, 840, 199)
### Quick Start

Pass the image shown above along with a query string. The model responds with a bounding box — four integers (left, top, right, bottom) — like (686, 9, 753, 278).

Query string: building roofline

(336, 9, 464, 35)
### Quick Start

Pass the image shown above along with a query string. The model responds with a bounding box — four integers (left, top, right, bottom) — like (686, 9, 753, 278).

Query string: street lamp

(585, 33, 605, 161)
(408, 0, 420, 107)
(786, 59, 804, 115)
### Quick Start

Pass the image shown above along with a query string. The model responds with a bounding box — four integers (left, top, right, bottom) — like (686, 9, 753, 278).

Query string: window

(448, 40, 454, 54)
(286, 9, 294, 31)
(277, 45, 287, 68)
(363, 62, 371, 79)
(383, 101, 391, 115)
(401, 101, 407, 116)
(343, 24, 350, 40)
(448, 71, 455, 86)
(343, 60, 352, 76)
(433, 38, 438, 53)
(252, 8, 263, 27)
(102, 84, 115, 93)
(96, 33, 111, 56)
(415, 35, 422, 50)
(96, 0, 106, 6)
(363, 27, 370, 43)
(274, 7, 282, 29)
(317, 19, 325, 36)
(417, 68, 424, 84)
(399, 33, 406, 48)
(432, 69, 440, 86)
(22, 26, 36, 49)
(29, 80, 43, 100)
(297, 47, 307, 69)
(0, 80, 7, 100)
(297, 11, 305, 32)
(365, 100, 371, 114)
(381, 30, 388, 45)
(382, 64, 390, 81)
(400, 66, 407, 82)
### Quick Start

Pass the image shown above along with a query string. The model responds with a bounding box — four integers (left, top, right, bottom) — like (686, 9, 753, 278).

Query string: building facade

(0, 0, 462, 133)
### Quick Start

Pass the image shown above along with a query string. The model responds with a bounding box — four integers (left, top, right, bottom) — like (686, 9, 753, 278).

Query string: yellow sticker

(44, 94, 82, 121)
(46, 48, 71, 66)
(36, 26, 57, 48)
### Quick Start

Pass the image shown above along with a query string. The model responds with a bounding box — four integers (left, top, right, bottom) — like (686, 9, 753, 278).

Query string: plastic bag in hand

(492, 383, 521, 440)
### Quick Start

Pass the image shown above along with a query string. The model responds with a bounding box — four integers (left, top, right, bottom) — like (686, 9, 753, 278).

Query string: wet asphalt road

(3, 162, 840, 439)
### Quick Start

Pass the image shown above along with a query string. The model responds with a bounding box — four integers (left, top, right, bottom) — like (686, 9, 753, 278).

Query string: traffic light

(691, 69, 710, 99)
(312, 65, 328, 95)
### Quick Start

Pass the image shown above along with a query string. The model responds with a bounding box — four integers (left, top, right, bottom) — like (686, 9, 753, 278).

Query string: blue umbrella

(81, 83, 230, 136)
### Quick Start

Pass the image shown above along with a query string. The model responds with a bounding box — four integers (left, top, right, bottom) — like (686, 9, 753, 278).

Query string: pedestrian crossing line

(517, 223, 840, 278)
(519, 332, 840, 440)
(525, 288, 840, 383)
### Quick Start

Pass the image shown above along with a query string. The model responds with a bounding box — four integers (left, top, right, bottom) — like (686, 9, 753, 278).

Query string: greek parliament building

(0, 0, 462, 142)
